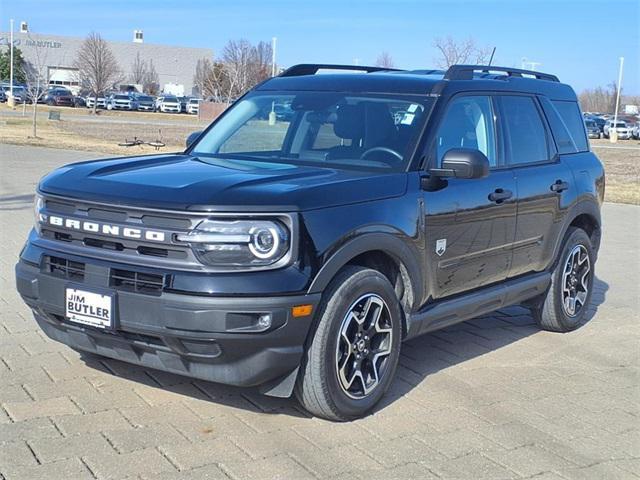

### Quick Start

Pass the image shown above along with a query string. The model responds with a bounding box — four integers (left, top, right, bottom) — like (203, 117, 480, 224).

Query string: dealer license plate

(65, 288, 114, 329)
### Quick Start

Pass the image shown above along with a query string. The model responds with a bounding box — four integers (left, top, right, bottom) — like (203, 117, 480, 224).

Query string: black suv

(16, 64, 604, 420)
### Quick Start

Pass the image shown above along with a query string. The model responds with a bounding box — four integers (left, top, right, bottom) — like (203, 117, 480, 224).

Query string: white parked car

(86, 95, 106, 109)
(632, 121, 640, 140)
(603, 120, 633, 139)
(155, 95, 181, 113)
(186, 98, 201, 115)
(106, 93, 137, 111)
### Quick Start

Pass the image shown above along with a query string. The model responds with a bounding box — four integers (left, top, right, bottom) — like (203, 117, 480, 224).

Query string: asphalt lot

(0, 143, 639, 480)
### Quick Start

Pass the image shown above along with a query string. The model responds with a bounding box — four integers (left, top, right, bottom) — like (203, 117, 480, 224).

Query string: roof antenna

(488, 47, 496, 66)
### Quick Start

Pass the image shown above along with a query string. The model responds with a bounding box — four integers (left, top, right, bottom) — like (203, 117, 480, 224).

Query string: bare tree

(579, 83, 623, 114)
(74, 32, 121, 113)
(143, 59, 159, 94)
(22, 35, 49, 137)
(433, 36, 492, 68)
(375, 52, 395, 68)
(130, 52, 146, 85)
(194, 57, 237, 103)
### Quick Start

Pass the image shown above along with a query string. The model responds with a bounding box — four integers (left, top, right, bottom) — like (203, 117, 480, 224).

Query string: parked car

(587, 116, 606, 133)
(86, 95, 106, 109)
(155, 95, 181, 113)
(134, 94, 155, 111)
(603, 120, 633, 139)
(1, 84, 27, 103)
(16, 63, 604, 421)
(632, 121, 640, 140)
(585, 119, 601, 139)
(186, 98, 201, 114)
(106, 93, 137, 111)
(178, 96, 190, 113)
(43, 88, 74, 107)
(73, 96, 86, 108)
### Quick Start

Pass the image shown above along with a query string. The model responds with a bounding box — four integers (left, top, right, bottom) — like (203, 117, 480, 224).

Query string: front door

(423, 94, 517, 299)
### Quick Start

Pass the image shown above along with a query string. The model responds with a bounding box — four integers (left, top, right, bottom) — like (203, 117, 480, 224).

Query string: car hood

(39, 153, 408, 212)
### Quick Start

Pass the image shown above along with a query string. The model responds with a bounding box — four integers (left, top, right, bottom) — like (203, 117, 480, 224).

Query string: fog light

(257, 314, 272, 329)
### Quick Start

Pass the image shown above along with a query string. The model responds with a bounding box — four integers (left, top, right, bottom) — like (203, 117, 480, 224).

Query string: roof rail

(444, 65, 559, 82)
(279, 63, 403, 77)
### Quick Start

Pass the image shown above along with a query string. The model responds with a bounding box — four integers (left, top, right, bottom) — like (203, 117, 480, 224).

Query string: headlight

(33, 193, 44, 232)
(176, 219, 290, 268)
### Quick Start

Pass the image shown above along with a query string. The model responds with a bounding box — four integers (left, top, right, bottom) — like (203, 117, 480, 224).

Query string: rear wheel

(532, 227, 594, 332)
(295, 266, 402, 421)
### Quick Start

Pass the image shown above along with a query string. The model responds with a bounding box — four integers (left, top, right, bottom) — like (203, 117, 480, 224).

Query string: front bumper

(15, 256, 320, 394)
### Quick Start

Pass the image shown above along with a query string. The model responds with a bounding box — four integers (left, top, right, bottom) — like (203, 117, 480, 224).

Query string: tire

(295, 266, 402, 421)
(532, 227, 595, 332)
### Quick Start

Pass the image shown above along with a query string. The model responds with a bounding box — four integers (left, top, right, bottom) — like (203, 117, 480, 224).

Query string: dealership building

(0, 23, 213, 95)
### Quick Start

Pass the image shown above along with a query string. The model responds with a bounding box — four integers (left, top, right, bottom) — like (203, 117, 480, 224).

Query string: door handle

(488, 188, 513, 203)
(550, 180, 569, 193)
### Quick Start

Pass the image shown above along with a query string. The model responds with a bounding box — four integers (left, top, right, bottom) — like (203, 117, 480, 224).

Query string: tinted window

(553, 101, 588, 152)
(501, 96, 549, 165)
(193, 92, 431, 172)
(436, 95, 497, 167)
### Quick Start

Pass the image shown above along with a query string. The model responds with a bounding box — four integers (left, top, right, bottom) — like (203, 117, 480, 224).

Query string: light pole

(611, 56, 624, 143)
(9, 18, 14, 106)
(271, 37, 277, 77)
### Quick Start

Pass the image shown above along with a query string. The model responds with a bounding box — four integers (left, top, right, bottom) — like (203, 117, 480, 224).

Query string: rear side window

(552, 101, 588, 152)
(500, 96, 550, 165)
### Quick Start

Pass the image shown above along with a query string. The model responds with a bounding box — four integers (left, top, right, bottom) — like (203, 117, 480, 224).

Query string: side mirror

(431, 148, 490, 179)
(186, 131, 202, 148)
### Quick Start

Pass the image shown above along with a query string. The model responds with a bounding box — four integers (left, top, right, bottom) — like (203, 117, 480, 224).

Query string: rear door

(423, 94, 517, 299)
(497, 95, 573, 276)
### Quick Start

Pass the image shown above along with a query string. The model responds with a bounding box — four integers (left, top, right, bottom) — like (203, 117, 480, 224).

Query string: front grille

(110, 269, 165, 295)
(38, 196, 201, 270)
(44, 256, 85, 280)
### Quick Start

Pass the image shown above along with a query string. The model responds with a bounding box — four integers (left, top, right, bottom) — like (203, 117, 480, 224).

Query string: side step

(405, 272, 550, 340)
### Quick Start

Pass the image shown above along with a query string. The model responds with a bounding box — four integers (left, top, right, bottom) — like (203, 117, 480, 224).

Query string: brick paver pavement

(1, 143, 638, 479)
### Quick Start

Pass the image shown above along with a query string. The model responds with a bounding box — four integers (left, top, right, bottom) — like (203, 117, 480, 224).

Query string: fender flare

(550, 199, 602, 265)
(307, 233, 424, 311)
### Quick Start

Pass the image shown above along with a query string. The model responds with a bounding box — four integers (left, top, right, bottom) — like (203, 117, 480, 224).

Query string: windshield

(191, 91, 432, 172)
(115, 95, 129, 100)
(614, 122, 627, 128)
(164, 96, 178, 102)
(585, 121, 596, 127)
(138, 96, 152, 101)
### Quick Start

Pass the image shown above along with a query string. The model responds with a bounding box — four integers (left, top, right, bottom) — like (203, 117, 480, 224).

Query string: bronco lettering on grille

(46, 215, 166, 242)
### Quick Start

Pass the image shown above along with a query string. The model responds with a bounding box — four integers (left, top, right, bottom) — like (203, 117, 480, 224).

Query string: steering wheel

(360, 146, 403, 163)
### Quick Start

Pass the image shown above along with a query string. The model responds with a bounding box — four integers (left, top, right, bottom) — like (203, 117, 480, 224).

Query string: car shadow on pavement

(76, 276, 609, 419)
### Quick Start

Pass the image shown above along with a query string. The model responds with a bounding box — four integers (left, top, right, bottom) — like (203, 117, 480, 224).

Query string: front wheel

(295, 266, 402, 421)
(532, 227, 595, 332)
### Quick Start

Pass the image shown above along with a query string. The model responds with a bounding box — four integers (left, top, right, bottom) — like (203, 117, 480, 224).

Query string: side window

(539, 96, 577, 154)
(436, 96, 496, 167)
(552, 101, 588, 152)
(501, 96, 550, 165)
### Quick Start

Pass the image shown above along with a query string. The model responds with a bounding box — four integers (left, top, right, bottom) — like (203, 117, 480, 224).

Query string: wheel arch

(551, 201, 601, 267)
(307, 233, 424, 334)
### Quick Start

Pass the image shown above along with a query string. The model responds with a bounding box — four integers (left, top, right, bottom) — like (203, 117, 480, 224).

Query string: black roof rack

(279, 63, 404, 77)
(444, 65, 559, 82)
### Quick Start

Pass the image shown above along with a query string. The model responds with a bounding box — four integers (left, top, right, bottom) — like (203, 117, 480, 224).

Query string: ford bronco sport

(16, 64, 604, 420)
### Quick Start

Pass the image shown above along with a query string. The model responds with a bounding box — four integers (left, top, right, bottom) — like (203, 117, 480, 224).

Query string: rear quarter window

(552, 100, 589, 152)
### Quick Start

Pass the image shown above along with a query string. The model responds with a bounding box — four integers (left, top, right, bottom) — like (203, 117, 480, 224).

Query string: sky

(1, 0, 639, 94)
